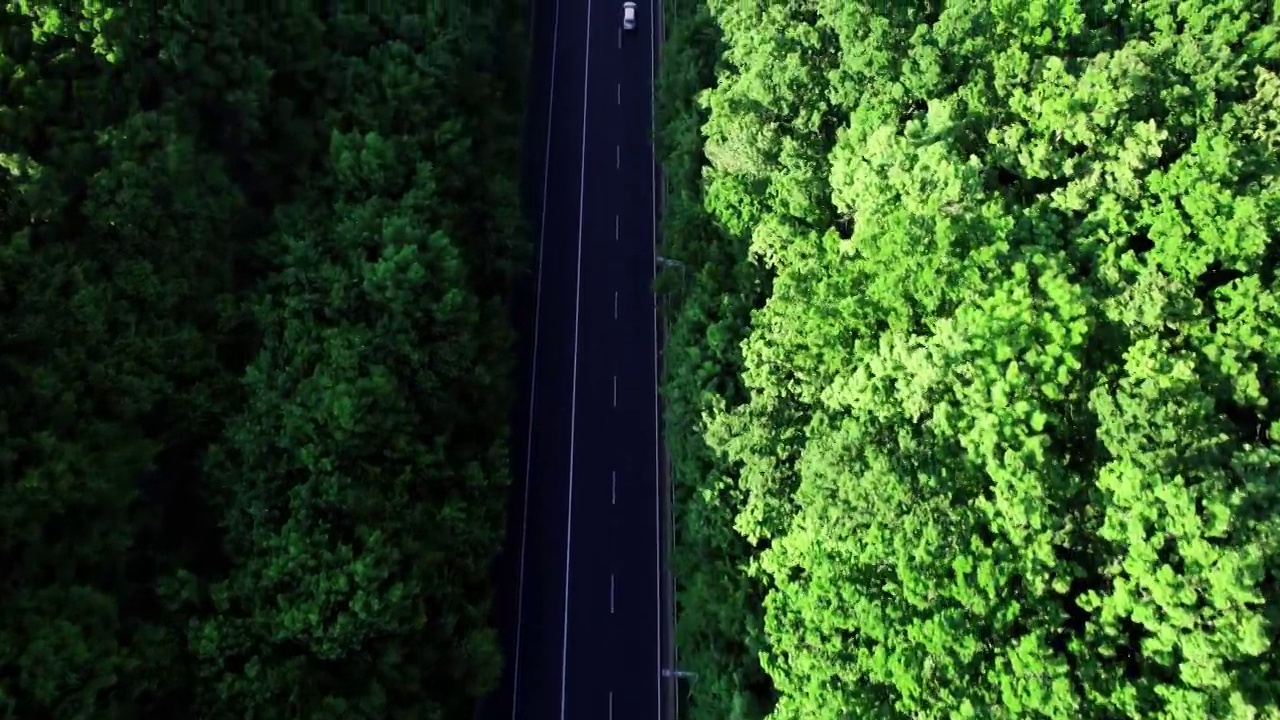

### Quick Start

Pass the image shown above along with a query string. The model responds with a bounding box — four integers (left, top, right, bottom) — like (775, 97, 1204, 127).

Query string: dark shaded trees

(0, 2, 526, 718)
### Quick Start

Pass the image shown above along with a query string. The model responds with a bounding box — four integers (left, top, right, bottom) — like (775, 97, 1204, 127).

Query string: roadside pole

(654, 0, 678, 718)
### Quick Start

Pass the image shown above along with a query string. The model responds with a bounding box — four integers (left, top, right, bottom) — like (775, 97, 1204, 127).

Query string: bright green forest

(657, 0, 1280, 719)
(1, 2, 525, 718)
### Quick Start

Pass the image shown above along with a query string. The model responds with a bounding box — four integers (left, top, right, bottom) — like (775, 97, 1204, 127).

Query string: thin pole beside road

(653, 0, 678, 717)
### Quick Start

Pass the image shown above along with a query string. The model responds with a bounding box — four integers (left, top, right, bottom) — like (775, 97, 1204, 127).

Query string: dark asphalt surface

(479, 0, 665, 718)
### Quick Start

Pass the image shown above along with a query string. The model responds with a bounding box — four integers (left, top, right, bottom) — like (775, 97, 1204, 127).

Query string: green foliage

(660, 0, 1280, 718)
(656, 0, 772, 717)
(0, 1, 526, 718)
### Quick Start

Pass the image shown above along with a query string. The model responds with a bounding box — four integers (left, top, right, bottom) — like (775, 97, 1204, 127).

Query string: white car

(623, 1, 636, 30)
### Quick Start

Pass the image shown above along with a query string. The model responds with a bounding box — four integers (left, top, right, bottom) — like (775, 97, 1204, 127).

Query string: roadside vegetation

(0, 3, 525, 717)
(656, 1, 1280, 718)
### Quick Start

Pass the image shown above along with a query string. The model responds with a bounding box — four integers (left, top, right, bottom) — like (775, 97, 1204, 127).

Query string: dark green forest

(657, 0, 1280, 718)
(1, 2, 525, 718)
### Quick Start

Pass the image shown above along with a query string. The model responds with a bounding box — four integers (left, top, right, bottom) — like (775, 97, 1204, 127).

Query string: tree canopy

(0, 3, 526, 718)
(658, 1, 1280, 718)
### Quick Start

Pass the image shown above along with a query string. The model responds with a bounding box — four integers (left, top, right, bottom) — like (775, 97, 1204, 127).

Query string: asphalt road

(479, 0, 667, 718)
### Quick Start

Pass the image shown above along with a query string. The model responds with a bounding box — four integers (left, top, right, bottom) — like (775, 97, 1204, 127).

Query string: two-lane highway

(481, 0, 666, 718)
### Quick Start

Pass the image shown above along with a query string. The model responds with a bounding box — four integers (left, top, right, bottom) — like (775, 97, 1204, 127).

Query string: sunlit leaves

(669, 0, 1280, 717)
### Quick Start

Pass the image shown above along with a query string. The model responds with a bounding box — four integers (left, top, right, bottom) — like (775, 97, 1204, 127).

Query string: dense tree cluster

(0, 3, 525, 718)
(657, 1, 1280, 718)
(655, 0, 771, 716)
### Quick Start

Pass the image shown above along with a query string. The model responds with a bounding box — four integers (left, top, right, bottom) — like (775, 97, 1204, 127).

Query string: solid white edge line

(559, 0, 593, 717)
(650, 0, 662, 715)
(511, 0, 562, 714)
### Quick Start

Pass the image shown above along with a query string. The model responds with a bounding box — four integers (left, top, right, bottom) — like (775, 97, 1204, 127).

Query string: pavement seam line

(558, 0, 593, 716)
(510, 0, 562, 713)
